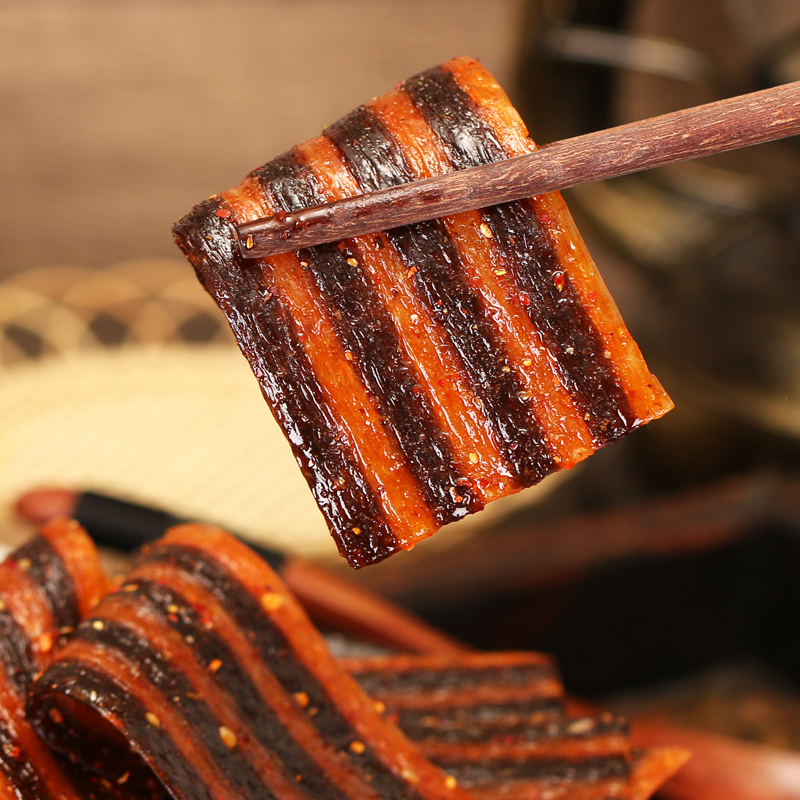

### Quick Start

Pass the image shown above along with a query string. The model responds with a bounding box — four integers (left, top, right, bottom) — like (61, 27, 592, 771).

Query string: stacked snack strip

(344, 654, 688, 800)
(173, 56, 672, 568)
(343, 654, 632, 800)
(29, 525, 477, 800)
(28, 526, 686, 800)
(0, 519, 107, 800)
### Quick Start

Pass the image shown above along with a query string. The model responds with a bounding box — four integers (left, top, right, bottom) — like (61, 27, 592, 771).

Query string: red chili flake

(214, 208, 231, 218)
(518, 293, 531, 307)
(552, 271, 565, 291)
(588, 291, 597, 303)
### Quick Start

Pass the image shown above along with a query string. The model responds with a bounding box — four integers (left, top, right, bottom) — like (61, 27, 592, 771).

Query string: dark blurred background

(3, 0, 800, 752)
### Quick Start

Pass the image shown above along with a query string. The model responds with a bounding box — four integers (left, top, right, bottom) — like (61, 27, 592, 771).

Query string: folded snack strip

(0, 520, 107, 800)
(343, 654, 632, 800)
(173, 56, 672, 568)
(29, 525, 477, 800)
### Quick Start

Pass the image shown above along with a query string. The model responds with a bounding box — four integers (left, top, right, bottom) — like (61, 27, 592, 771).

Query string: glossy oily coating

(342, 654, 630, 800)
(173, 56, 672, 568)
(29, 525, 477, 800)
(342, 654, 688, 800)
(0, 520, 108, 800)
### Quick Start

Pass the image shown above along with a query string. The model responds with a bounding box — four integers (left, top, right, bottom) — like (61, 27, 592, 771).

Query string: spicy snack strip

(0, 519, 107, 800)
(173, 56, 672, 568)
(343, 653, 631, 800)
(28, 524, 477, 800)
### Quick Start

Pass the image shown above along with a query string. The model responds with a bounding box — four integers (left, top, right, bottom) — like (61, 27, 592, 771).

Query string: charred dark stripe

(0, 608, 35, 696)
(435, 756, 631, 788)
(75, 619, 272, 800)
(12, 537, 79, 631)
(254, 152, 478, 523)
(483, 202, 633, 443)
(120, 580, 349, 800)
(0, 723, 55, 800)
(138, 545, 429, 800)
(30, 660, 213, 800)
(394, 697, 565, 740)
(173, 198, 395, 568)
(402, 68, 507, 169)
(325, 108, 554, 484)
(402, 714, 628, 746)
(404, 66, 634, 444)
(352, 662, 557, 696)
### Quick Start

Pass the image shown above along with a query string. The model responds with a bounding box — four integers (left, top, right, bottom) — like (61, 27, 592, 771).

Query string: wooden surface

(241, 80, 800, 256)
(0, 1, 525, 278)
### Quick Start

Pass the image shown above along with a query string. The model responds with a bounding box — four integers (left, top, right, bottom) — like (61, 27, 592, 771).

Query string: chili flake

(293, 691, 310, 708)
(219, 726, 238, 749)
(260, 592, 284, 613)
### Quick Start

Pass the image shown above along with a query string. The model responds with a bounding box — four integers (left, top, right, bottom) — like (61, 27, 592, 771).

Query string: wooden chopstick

(238, 80, 800, 258)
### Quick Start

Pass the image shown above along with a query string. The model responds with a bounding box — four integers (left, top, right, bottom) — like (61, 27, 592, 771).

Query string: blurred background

(3, 0, 800, 782)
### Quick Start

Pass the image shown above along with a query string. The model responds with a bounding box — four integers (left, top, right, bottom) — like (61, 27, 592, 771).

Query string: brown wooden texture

(239, 81, 800, 257)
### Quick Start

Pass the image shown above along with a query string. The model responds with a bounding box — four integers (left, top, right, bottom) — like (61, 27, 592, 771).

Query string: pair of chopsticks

(238, 80, 800, 258)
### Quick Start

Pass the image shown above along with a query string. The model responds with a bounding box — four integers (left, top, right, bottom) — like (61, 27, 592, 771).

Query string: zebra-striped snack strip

(173, 56, 672, 568)
(0, 520, 107, 800)
(342, 654, 633, 800)
(29, 525, 476, 800)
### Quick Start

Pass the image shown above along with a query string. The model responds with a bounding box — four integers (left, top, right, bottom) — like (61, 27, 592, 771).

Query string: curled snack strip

(29, 525, 476, 800)
(0, 520, 107, 800)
